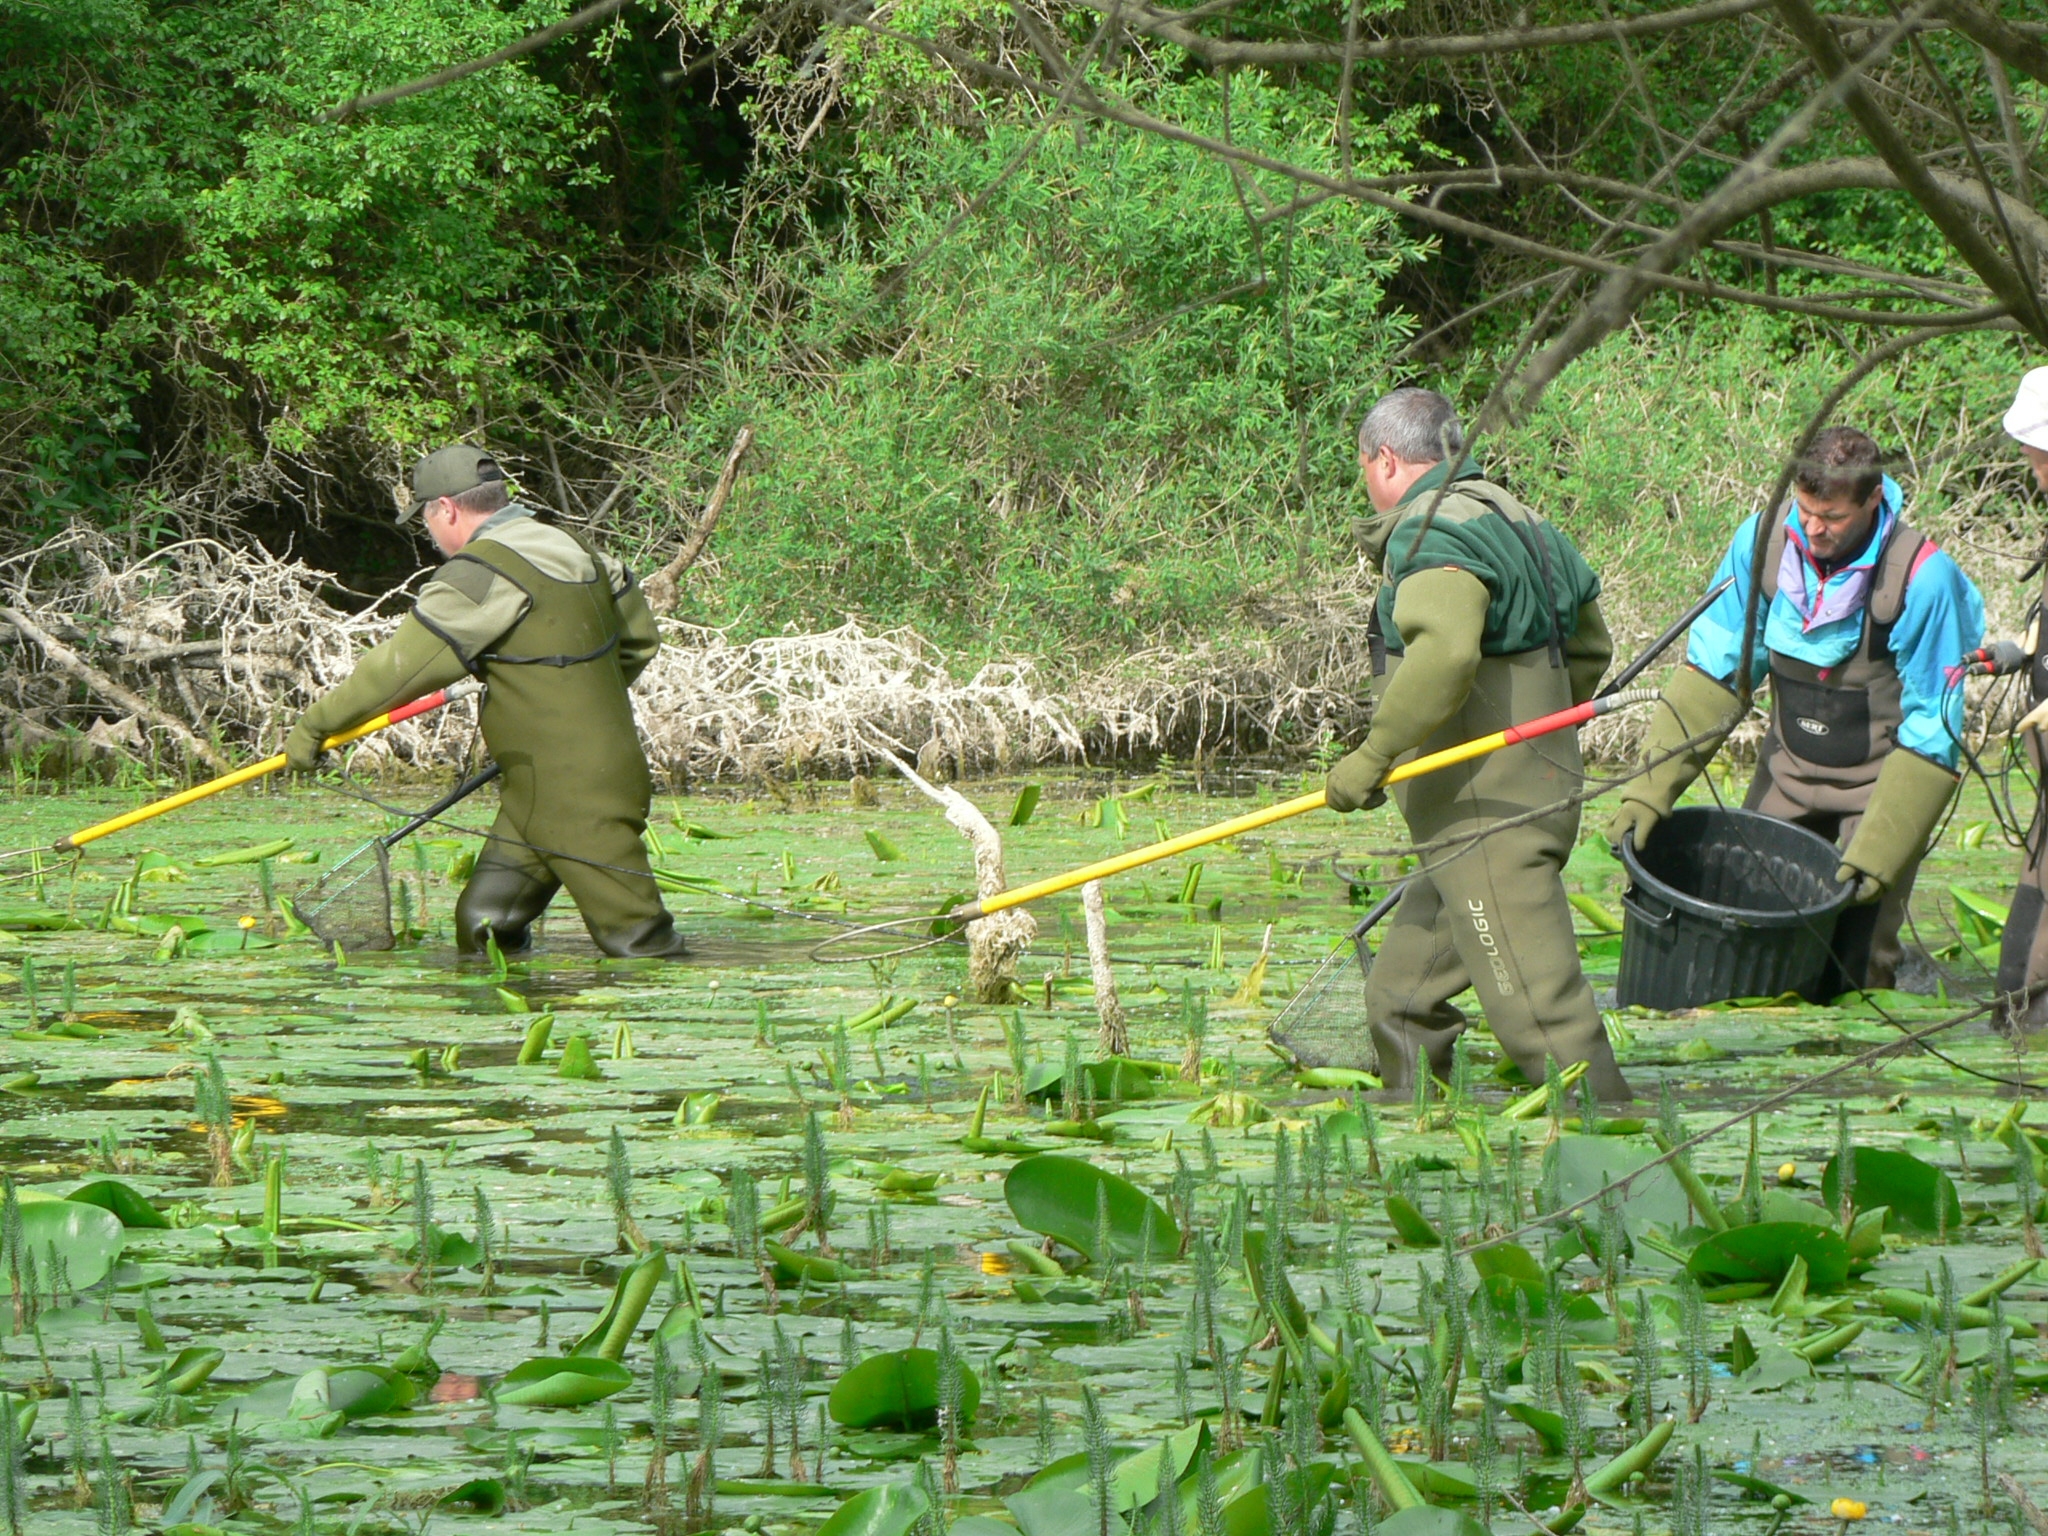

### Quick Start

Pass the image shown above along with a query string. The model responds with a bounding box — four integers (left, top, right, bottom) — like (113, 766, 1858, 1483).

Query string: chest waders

(1998, 558, 2048, 1028)
(1747, 517, 1932, 991)
(446, 533, 687, 960)
(1363, 485, 1629, 1100)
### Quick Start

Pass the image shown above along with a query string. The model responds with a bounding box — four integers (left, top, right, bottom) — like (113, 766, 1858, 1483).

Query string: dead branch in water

(866, 740, 1037, 1003)
(1081, 879, 1127, 1055)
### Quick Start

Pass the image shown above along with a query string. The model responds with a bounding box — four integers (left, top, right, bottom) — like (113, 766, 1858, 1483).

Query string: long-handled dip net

(292, 765, 501, 951)
(1265, 881, 1405, 1070)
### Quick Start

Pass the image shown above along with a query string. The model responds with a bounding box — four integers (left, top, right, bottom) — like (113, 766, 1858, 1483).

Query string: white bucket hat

(2007, 367, 2048, 450)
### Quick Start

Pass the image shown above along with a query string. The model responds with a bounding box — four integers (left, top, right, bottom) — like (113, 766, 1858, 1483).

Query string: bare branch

(644, 426, 754, 617)
(1086, 0, 1771, 68)
(322, 0, 632, 123)
(1939, 0, 2048, 89)
(1770, 0, 2048, 344)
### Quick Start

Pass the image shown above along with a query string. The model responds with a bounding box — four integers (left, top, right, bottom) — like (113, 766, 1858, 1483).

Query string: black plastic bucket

(1616, 806, 1853, 1010)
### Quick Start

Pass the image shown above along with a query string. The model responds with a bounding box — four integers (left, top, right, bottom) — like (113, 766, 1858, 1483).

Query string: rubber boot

(455, 857, 558, 956)
(590, 911, 690, 959)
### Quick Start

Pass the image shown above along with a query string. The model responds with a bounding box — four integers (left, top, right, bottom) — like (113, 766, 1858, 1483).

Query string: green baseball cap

(401, 444, 506, 520)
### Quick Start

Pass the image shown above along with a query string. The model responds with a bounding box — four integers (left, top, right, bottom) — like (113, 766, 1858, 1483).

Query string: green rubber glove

(284, 718, 329, 774)
(1603, 799, 1665, 857)
(286, 615, 467, 774)
(1606, 665, 1743, 852)
(1838, 748, 1958, 898)
(1323, 744, 1391, 813)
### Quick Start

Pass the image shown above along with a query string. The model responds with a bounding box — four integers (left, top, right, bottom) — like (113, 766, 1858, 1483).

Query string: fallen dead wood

(1081, 879, 1127, 1054)
(0, 604, 231, 772)
(867, 740, 1037, 1003)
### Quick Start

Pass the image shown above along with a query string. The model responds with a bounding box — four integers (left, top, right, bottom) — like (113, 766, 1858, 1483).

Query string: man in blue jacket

(1606, 427, 1984, 990)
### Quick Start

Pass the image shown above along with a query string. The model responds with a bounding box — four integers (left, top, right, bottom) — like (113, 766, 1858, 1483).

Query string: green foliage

(0, 0, 601, 532)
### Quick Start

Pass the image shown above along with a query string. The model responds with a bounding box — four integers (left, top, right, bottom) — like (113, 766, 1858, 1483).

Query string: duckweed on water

(0, 774, 2044, 1534)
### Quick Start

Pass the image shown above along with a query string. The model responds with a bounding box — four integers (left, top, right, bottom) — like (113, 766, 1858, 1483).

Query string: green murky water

(0, 771, 2043, 1536)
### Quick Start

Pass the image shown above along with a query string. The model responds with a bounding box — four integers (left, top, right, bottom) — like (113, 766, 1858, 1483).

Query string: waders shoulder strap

(1864, 519, 1932, 659)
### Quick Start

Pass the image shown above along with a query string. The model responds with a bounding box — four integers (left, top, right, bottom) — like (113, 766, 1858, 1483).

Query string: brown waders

(1365, 648, 1631, 1100)
(1744, 518, 1933, 992)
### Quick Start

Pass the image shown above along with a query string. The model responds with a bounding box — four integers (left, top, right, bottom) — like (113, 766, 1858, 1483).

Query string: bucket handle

(1622, 885, 1675, 929)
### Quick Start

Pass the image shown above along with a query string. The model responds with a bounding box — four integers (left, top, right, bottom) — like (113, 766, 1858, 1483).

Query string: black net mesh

(293, 841, 395, 952)
(1266, 930, 1376, 1070)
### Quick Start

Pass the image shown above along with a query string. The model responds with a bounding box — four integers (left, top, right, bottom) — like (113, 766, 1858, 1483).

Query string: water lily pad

(819, 1482, 931, 1536)
(1005, 1155, 1178, 1263)
(1375, 1511, 1490, 1536)
(828, 1347, 980, 1431)
(12, 1198, 126, 1289)
(1820, 1147, 1960, 1235)
(493, 1356, 632, 1407)
(767, 1239, 857, 1284)
(65, 1178, 170, 1229)
(1685, 1221, 1850, 1291)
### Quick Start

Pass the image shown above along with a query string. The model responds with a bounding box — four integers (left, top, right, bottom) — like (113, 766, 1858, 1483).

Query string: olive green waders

(1366, 648, 1630, 1099)
(428, 523, 684, 960)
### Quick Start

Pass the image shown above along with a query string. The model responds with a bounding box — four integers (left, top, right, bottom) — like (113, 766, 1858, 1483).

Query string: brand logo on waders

(1466, 899, 1515, 997)
(1795, 717, 1829, 737)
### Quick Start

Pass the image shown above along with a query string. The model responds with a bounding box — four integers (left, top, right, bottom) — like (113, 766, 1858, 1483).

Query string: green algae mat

(0, 773, 2044, 1536)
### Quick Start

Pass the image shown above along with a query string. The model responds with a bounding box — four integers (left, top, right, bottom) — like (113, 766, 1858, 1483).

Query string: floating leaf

(193, 838, 294, 867)
(1686, 1221, 1850, 1291)
(1375, 1511, 1490, 1536)
(817, 1482, 931, 1536)
(827, 1347, 980, 1431)
(1009, 786, 1042, 827)
(1820, 1147, 1960, 1236)
(1005, 1155, 1179, 1262)
(865, 831, 906, 863)
(61, 1179, 169, 1229)
(12, 1198, 125, 1289)
(1549, 1135, 1689, 1239)
(1713, 1471, 1812, 1506)
(493, 1356, 632, 1407)
(767, 1240, 857, 1285)
(440, 1477, 509, 1514)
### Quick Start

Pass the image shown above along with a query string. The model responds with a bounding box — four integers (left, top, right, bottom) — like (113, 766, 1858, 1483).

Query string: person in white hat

(1996, 368, 2048, 1029)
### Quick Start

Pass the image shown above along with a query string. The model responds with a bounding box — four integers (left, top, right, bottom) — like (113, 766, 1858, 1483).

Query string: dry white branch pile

(2, 525, 2026, 783)
(0, 530, 476, 771)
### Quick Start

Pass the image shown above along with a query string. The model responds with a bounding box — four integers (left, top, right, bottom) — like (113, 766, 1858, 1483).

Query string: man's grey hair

(447, 480, 510, 517)
(1358, 388, 1465, 465)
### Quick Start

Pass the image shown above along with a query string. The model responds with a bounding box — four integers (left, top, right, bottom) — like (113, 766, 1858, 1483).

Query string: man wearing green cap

(287, 445, 688, 958)
(1323, 388, 1630, 1099)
